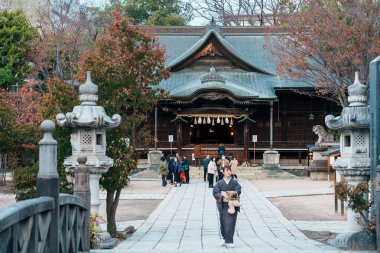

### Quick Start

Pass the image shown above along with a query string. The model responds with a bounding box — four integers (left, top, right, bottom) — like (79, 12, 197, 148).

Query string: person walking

(194, 144, 202, 169)
(213, 166, 242, 248)
(158, 156, 169, 187)
(173, 155, 182, 187)
(218, 143, 225, 157)
(215, 156, 222, 181)
(202, 155, 210, 181)
(168, 155, 175, 184)
(207, 157, 217, 188)
(182, 155, 190, 184)
(217, 155, 229, 181)
(230, 157, 238, 180)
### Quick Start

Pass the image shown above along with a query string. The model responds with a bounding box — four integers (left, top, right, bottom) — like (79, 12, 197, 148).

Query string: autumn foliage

(270, 0, 380, 107)
(78, 11, 169, 234)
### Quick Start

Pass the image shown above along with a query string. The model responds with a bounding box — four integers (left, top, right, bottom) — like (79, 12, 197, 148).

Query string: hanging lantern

(225, 117, 229, 124)
(202, 117, 206, 124)
(217, 117, 220, 123)
(212, 117, 215, 126)
(207, 116, 211, 124)
(221, 118, 224, 125)
(198, 116, 202, 124)
(194, 117, 197, 125)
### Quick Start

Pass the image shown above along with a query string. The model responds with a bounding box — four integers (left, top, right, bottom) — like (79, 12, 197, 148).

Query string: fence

(0, 120, 90, 253)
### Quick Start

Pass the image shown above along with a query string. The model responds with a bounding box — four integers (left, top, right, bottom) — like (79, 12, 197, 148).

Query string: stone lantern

(325, 72, 370, 234)
(57, 71, 121, 212)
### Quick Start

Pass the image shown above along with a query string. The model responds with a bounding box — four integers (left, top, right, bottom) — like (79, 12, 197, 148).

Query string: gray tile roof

(156, 70, 302, 99)
(156, 27, 313, 99)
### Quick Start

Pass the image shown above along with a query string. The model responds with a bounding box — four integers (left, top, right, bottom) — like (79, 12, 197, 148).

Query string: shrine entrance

(190, 123, 234, 144)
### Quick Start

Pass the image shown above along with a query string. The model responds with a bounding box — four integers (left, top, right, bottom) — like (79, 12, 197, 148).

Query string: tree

(269, 0, 380, 107)
(78, 12, 170, 234)
(123, 0, 192, 25)
(191, 0, 302, 26)
(0, 80, 44, 165)
(30, 0, 90, 81)
(0, 77, 77, 199)
(0, 10, 35, 89)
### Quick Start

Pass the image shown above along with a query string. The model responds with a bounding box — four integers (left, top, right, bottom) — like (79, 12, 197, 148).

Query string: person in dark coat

(213, 166, 242, 248)
(182, 155, 190, 183)
(167, 155, 175, 184)
(202, 155, 210, 181)
(173, 155, 182, 187)
(218, 143, 225, 157)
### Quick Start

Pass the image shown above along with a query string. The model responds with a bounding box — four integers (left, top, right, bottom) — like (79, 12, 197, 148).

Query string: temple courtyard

(0, 167, 373, 252)
(93, 167, 372, 253)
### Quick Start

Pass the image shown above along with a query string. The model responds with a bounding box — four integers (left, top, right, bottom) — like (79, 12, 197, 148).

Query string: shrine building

(146, 22, 334, 165)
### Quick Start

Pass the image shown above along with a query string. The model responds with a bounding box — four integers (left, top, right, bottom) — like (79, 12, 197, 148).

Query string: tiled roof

(156, 70, 304, 99)
(155, 26, 313, 99)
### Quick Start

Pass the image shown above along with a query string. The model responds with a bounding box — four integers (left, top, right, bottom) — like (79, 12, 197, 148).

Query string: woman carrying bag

(158, 156, 169, 187)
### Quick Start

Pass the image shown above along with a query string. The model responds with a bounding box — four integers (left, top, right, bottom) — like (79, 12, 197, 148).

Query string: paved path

(92, 180, 373, 253)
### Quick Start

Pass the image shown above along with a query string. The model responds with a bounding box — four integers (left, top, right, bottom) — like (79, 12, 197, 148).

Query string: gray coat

(213, 178, 241, 243)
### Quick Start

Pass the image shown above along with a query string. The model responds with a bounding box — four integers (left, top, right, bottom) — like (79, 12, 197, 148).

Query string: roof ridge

(168, 29, 275, 75)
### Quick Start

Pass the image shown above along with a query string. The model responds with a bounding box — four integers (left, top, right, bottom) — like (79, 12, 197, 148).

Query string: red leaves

(271, 0, 380, 107)
(1, 80, 44, 127)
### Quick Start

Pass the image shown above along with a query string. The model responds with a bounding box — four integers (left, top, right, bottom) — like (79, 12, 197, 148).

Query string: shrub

(90, 212, 101, 249)
(335, 181, 375, 233)
(13, 163, 73, 201)
(13, 164, 38, 201)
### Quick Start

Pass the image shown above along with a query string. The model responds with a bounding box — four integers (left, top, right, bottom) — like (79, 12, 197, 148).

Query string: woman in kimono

(213, 166, 241, 248)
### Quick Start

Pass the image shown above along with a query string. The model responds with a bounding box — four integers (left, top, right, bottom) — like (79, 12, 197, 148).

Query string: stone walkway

(92, 179, 374, 253)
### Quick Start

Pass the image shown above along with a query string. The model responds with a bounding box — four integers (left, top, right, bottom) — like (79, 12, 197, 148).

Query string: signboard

(252, 135, 258, 142)
(168, 135, 174, 142)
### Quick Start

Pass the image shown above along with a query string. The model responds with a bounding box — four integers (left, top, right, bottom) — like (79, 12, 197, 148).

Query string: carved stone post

(36, 120, 59, 253)
(376, 163, 380, 253)
(57, 71, 121, 213)
(74, 156, 90, 252)
(370, 56, 380, 252)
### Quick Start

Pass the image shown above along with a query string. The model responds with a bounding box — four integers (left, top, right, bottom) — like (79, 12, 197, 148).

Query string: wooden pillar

(244, 122, 249, 163)
(281, 100, 287, 142)
(298, 151, 302, 165)
(176, 121, 183, 156)
(269, 101, 273, 150)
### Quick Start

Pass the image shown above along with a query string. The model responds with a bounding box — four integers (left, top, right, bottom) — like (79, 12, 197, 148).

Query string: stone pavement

(92, 179, 374, 253)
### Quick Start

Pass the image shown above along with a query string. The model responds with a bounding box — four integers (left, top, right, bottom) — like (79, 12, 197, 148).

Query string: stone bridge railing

(0, 120, 90, 253)
(59, 194, 88, 253)
(0, 197, 54, 252)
